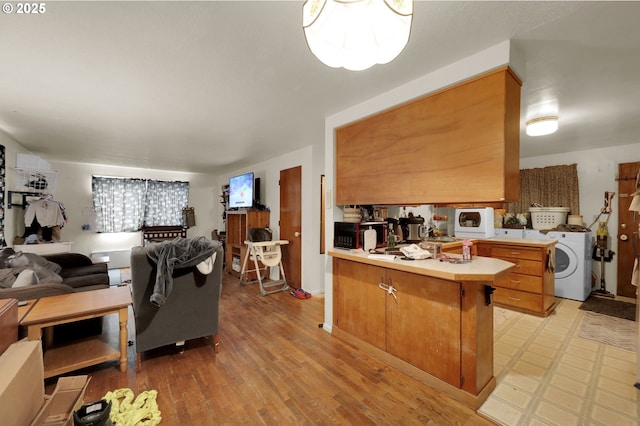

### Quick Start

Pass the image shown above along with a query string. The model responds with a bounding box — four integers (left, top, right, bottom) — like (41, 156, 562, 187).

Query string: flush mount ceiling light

(303, 0, 413, 71)
(526, 116, 559, 137)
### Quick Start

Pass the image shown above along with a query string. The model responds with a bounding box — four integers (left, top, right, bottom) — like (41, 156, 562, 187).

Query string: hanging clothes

(24, 197, 66, 234)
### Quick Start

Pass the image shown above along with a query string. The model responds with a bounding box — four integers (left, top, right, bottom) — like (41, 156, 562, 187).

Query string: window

(92, 176, 189, 233)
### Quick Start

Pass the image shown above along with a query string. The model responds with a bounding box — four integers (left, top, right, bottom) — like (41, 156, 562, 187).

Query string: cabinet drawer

(491, 246, 542, 261)
(495, 257, 542, 276)
(495, 273, 542, 293)
(494, 287, 543, 312)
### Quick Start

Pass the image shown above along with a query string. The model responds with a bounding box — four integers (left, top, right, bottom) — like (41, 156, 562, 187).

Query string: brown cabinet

(225, 210, 270, 276)
(335, 66, 521, 206)
(332, 257, 494, 401)
(479, 240, 557, 316)
(386, 269, 461, 386)
(0, 299, 18, 355)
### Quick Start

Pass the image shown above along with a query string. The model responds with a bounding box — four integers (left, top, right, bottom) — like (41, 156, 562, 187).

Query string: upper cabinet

(335, 66, 521, 206)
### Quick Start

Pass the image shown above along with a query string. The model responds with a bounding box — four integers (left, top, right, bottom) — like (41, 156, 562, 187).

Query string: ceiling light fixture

(525, 116, 559, 137)
(302, 0, 413, 71)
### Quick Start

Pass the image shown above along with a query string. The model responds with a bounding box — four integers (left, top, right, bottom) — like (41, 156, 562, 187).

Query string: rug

(579, 295, 636, 321)
(578, 311, 637, 351)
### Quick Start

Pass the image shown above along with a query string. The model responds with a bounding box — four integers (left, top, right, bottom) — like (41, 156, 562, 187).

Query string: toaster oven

(334, 221, 387, 249)
(454, 207, 495, 239)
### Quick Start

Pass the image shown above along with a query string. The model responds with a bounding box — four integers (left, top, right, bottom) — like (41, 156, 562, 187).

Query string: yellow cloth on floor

(103, 388, 161, 426)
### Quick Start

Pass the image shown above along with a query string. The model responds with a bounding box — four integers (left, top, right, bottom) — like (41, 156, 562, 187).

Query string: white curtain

(92, 177, 188, 233)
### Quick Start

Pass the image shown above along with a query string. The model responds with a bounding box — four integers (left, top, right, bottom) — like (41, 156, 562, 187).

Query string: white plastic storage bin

(13, 168, 58, 194)
(529, 207, 570, 230)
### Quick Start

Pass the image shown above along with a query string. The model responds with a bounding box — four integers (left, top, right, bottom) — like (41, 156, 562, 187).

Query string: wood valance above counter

(335, 66, 522, 206)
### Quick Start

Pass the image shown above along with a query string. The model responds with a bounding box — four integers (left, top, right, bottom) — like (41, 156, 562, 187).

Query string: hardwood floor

(47, 274, 495, 425)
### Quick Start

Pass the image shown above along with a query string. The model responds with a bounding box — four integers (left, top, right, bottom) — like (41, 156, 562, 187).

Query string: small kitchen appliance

(454, 207, 495, 239)
(334, 221, 387, 249)
(399, 213, 426, 243)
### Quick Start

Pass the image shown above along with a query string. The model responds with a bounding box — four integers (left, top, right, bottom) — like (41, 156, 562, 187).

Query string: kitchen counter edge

(328, 248, 516, 282)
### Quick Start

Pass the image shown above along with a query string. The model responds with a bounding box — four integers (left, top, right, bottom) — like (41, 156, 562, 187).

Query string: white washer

(525, 229, 593, 301)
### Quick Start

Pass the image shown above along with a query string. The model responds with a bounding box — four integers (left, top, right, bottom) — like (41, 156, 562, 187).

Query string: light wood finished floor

(46, 273, 494, 425)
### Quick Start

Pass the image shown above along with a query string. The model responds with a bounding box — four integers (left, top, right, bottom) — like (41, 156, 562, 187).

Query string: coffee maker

(399, 213, 426, 243)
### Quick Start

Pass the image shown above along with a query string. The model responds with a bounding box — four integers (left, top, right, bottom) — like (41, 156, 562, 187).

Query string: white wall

(323, 41, 514, 331)
(521, 142, 640, 295)
(219, 144, 325, 295)
(4, 155, 218, 257)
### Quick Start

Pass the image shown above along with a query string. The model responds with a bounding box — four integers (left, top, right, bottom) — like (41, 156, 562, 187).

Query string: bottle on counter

(462, 239, 473, 261)
(387, 223, 396, 248)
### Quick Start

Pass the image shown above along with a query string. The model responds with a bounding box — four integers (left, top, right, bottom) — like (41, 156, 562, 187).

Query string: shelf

(43, 336, 121, 379)
(7, 190, 42, 209)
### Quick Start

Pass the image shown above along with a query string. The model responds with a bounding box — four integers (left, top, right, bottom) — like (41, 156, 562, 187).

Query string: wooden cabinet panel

(484, 241, 556, 316)
(0, 299, 18, 355)
(387, 271, 461, 386)
(333, 259, 387, 350)
(494, 287, 545, 313)
(495, 258, 544, 276)
(491, 246, 543, 262)
(336, 66, 521, 205)
(225, 210, 270, 276)
(330, 252, 498, 408)
(495, 273, 543, 293)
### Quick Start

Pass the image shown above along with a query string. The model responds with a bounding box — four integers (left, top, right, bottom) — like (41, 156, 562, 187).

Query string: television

(228, 172, 254, 209)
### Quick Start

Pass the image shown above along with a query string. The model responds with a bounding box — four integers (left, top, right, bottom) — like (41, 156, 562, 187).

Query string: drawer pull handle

(510, 280, 521, 284)
(508, 296, 521, 301)
(511, 251, 521, 255)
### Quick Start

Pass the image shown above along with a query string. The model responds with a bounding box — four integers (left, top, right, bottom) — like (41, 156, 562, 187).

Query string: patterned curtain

(144, 180, 189, 226)
(507, 164, 580, 215)
(92, 177, 146, 232)
(92, 177, 189, 232)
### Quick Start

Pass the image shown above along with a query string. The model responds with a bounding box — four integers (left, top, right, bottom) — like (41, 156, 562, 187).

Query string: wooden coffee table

(20, 286, 132, 378)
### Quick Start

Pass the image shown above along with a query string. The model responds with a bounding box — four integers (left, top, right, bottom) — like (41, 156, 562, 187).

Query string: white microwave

(454, 207, 495, 239)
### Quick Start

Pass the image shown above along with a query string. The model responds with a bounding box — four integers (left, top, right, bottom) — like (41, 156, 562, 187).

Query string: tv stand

(225, 210, 270, 277)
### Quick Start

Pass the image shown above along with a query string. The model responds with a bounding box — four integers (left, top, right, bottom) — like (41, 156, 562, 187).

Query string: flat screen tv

(228, 172, 254, 209)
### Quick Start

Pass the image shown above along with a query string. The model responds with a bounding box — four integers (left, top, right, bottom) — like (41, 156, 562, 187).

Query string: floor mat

(578, 311, 637, 351)
(578, 295, 636, 321)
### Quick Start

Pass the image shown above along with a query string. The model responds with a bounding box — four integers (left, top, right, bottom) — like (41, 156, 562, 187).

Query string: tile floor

(479, 298, 640, 425)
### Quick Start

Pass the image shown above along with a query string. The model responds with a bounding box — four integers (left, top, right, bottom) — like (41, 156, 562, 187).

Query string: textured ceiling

(0, 1, 639, 173)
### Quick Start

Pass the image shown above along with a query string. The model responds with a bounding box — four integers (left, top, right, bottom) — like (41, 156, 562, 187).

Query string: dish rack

(529, 207, 570, 230)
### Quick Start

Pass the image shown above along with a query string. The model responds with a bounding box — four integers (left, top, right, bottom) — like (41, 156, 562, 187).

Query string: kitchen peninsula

(329, 248, 515, 409)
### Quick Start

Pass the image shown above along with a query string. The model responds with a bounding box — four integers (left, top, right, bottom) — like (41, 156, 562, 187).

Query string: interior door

(617, 161, 640, 298)
(280, 166, 302, 290)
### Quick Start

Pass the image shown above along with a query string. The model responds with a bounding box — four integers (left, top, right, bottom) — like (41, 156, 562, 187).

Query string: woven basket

(343, 207, 361, 223)
(529, 207, 570, 230)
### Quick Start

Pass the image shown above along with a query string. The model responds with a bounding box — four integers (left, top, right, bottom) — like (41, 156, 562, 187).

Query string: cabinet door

(387, 271, 462, 387)
(333, 259, 387, 350)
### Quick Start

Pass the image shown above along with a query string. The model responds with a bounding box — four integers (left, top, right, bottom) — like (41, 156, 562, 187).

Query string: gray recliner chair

(130, 242, 224, 371)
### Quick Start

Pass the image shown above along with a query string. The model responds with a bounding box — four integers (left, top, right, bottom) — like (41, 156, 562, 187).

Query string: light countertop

(329, 248, 516, 282)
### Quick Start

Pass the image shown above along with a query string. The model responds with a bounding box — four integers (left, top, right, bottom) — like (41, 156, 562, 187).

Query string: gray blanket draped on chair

(144, 236, 219, 306)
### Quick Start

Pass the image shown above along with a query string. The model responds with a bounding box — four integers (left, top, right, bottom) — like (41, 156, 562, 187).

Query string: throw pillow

(12, 269, 39, 287)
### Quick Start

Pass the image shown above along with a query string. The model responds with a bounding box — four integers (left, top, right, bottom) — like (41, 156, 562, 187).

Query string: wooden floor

(47, 273, 496, 425)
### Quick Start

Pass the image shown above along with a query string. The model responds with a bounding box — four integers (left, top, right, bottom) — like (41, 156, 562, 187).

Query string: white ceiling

(1, 1, 639, 174)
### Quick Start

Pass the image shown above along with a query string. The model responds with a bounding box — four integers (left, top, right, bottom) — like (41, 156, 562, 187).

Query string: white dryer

(525, 230, 593, 301)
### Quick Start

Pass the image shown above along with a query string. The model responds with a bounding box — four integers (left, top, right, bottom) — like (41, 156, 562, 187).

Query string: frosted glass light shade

(526, 116, 559, 136)
(303, 0, 413, 71)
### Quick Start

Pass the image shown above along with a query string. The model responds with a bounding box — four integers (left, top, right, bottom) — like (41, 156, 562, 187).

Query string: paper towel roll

(364, 228, 377, 251)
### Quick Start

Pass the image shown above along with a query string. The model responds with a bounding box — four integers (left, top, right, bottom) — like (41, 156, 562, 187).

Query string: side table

(19, 286, 132, 378)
